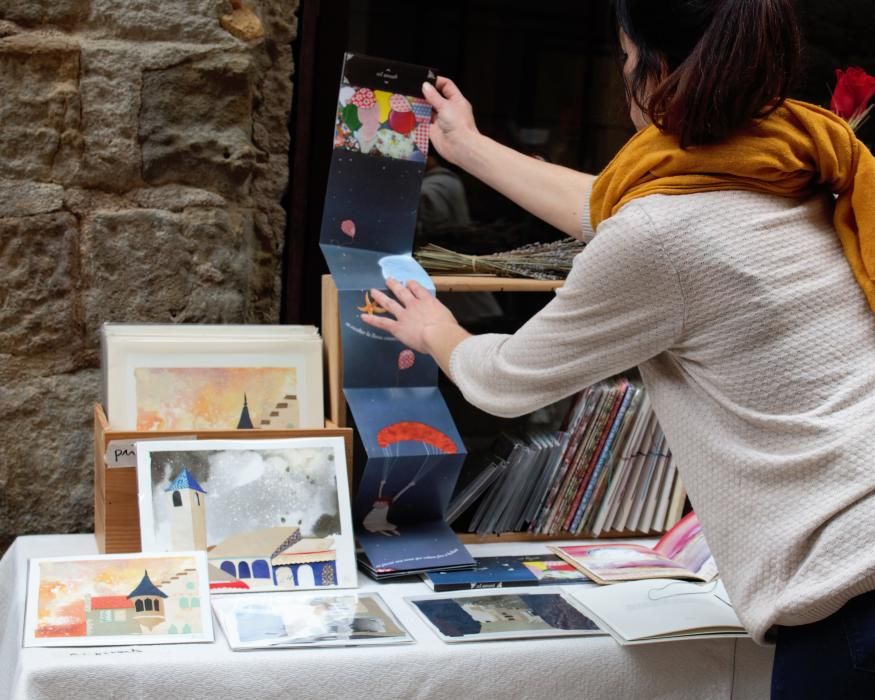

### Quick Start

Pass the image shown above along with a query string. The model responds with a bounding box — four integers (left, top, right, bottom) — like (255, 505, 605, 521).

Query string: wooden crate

(93, 404, 353, 554)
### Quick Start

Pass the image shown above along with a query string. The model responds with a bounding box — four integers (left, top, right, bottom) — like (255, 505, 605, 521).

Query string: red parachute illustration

(362, 420, 459, 537)
(376, 421, 457, 454)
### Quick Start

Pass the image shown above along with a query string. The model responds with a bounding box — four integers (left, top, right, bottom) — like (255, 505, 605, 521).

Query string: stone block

(130, 184, 226, 211)
(0, 179, 64, 217)
(0, 35, 82, 183)
(86, 0, 233, 43)
(81, 207, 249, 338)
(0, 212, 81, 356)
(0, 369, 98, 542)
(77, 43, 142, 191)
(140, 53, 257, 197)
(0, 0, 90, 27)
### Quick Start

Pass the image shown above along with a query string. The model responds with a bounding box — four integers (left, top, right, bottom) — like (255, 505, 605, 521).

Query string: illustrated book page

(566, 578, 747, 645)
(549, 511, 717, 584)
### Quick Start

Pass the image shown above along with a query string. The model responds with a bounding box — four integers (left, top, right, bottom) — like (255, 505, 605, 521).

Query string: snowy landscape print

(137, 438, 357, 593)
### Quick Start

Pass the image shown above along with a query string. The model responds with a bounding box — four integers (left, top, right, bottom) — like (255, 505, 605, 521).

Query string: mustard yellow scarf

(590, 99, 875, 312)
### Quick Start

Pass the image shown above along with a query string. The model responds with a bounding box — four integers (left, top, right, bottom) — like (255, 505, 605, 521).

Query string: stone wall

(0, 0, 299, 552)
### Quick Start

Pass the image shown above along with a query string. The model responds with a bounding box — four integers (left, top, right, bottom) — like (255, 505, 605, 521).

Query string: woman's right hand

(422, 77, 480, 166)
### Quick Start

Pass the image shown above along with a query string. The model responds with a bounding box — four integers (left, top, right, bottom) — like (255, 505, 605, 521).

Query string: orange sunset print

(134, 367, 298, 431)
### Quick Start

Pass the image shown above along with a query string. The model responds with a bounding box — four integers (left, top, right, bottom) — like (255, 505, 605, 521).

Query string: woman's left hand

(360, 278, 462, 355)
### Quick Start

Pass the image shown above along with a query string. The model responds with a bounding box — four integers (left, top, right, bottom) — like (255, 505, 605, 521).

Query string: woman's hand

(360, 278, 467, 356)
(422, 77, 480, 166)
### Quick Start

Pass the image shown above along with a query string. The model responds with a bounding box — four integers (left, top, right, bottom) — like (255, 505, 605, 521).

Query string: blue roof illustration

(164, 468, 207, 494)
(128, 570, 168, 599)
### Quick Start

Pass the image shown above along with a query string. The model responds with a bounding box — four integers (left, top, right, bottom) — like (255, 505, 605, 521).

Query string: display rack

(321, 274, 678, 543)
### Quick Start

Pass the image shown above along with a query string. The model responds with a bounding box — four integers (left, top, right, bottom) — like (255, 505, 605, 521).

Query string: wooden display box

(93, 404, 353, 554)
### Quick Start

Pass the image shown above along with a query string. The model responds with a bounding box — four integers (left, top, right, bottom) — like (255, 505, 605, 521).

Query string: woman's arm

(423, 78, 596, 239)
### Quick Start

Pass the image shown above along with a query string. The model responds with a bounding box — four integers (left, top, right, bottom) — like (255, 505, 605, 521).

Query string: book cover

(422, 554, 591, 591)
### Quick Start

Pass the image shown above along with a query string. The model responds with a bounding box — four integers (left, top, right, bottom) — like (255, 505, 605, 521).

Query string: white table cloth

(0, 535, 773, 700)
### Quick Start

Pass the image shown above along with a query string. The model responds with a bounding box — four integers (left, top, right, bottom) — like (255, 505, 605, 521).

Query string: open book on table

(566, 578, 747, 644)
(548, 511, 717, 584)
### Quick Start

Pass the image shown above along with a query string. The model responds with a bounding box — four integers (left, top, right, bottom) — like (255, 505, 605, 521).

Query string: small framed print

(212, 591, 412, 649)
(101, 323, 324, 431)
(406, 587, 606, 643)
(24, 551, 213, 647)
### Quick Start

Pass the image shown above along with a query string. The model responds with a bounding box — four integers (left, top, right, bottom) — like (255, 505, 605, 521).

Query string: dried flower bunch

(414, 238, 586, 281)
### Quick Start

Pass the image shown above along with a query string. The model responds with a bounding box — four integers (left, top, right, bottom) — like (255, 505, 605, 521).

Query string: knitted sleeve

(448, 202, 685, 417)
(579, 180, 596, 242)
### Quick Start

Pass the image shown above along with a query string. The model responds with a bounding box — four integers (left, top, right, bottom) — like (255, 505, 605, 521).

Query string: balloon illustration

(340, 219, 356, 238)
(397, 349, 415, 370)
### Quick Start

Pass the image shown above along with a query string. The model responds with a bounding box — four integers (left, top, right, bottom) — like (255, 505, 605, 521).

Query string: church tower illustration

(127, 570, 168, 631)
(237, 393, 254, 429)
(165, 468, 207, 551)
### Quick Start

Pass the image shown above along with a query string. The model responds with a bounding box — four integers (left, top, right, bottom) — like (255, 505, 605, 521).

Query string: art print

(406, 588, 604, 643)
(212, 591, 412, 649)
(331, 53, 435, 164)
(24, 552, 212, 647)
(135, 367, 301, 431)
(137, 437, 356, 593)
(101, 323, 323, 431)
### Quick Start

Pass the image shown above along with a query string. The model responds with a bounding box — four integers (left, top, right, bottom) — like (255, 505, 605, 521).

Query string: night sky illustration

(338, 288, 438, 389)
(320, 150, 424, 254)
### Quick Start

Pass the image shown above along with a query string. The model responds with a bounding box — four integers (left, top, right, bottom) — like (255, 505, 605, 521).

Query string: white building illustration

(165, 468, 207, 551)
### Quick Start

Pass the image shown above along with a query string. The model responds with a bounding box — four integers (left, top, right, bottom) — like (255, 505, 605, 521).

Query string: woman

(361, 1, 875, 696)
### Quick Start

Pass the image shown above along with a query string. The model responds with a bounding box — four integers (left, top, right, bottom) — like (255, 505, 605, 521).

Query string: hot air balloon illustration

(360, 421, 459, 537)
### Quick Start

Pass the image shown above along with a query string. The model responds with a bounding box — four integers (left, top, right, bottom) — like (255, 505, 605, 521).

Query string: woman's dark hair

(613, 0, 801, 148)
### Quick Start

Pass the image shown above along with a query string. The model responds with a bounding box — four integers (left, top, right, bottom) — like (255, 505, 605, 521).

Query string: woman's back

(631, 188, 875, 642)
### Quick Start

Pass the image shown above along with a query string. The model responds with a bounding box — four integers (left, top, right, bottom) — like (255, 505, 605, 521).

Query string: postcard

(101, 323, 323, 431)
(137, 437, 357, 592)
(212, 591, 413, 649)
(24, 552, 213, 647)
(406, 588, 605, 643)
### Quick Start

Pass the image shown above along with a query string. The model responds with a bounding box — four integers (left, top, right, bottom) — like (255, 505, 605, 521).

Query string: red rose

(830, 66, 875, 121)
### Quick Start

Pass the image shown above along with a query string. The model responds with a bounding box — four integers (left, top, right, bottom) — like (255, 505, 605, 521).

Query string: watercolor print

(407, 589, 604, 643)
(24, 552, 212, 647)
(134, 367, 300, 431)
(136, 437, 357, 593)
(211, 591, 412, 649)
